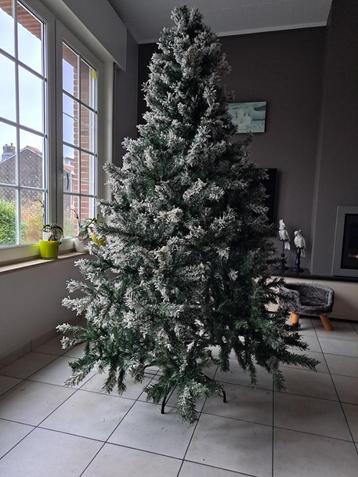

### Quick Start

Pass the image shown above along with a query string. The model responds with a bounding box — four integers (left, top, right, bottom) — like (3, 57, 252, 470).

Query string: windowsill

(0, 251, 87, 275)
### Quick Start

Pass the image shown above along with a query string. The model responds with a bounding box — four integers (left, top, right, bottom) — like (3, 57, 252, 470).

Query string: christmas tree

(58, 6, 316, 422)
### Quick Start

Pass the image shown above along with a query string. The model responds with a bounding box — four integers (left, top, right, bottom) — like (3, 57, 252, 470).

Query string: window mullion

(14, 0, 21, 244)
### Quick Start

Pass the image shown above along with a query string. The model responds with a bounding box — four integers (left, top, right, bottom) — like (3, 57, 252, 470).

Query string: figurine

(278, 219, 290, 271)
(294, 230, 306, 273)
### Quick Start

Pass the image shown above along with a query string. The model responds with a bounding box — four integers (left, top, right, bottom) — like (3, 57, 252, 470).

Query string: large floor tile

(30, 356, 93, 388)
(325, 354, 358, 377)
(109, 401, 195, 458)
(34, 337, 66, 356)
(278, 367, 338, 400)
(42, 390, 133, 441)
(0, 428, 101, 477)
(319, 338, 358, 357)
(0, 376, 21, 396)
(343, 403, 358, 442)
(314, 320, 358, 341)
(0, 381, 73, 425)
(186, 413, 272, 477)
(274, 392, 351, 440)
(0, 420, 33, 458)
(82, 372, 153, 400)
(180, 461, 248, 476)
(0, 352, 57, 379)
(274, 428, 358, 477)
(332, 375, 358, 404)
(299, 334, 321, 352)
(83, 443, 181, 476)
(203, 383, 272, 425)
(215, 361, 273, 390)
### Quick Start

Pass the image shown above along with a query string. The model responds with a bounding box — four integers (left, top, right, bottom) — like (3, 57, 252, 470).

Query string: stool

(280, 283, 335, 331)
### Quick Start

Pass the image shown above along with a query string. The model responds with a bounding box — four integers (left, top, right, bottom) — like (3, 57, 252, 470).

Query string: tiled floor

(0, 318, 358, 476)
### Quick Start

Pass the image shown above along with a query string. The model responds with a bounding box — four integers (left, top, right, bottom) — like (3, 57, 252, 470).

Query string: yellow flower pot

(39, 240, 60, 259)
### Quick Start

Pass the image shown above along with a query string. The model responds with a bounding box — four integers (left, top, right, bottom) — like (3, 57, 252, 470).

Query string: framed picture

(228, 101, 267, 134)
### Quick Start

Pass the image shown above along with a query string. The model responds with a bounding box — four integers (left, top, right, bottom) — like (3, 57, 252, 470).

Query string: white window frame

(56, 22, 104, 252)
(0, 0, 107, 264)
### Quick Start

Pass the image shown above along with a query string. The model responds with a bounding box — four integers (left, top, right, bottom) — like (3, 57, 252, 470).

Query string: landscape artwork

(228, 101, 267, 133)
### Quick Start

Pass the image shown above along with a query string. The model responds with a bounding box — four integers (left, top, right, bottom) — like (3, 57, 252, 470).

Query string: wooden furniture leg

(320, 314, 333, 331)
(289, 312, 299, 327)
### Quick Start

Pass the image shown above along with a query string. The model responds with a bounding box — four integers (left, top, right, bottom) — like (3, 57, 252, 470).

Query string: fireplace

(333, 206, 358, 277)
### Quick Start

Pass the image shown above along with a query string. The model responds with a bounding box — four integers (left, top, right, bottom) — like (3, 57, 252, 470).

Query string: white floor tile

(82, 372, 153, 400)
(0, 381, 74, 425)
(30, 356, 94, 388)
(0, 428, 101, 477)
(0, 376, 21, 395)
(34, 337, 66, 356)
(0, 420, 33, 458)
(325, 354, 358, 377)
(274, 392, 351, 440)
(215, 361, 273, 390)
(42, 390, 133, 441)
(278, 367, 338, 400)
(83, 443, 181, 476)
(343, 403, 358, 442)
(274, 428, 358, 477)
(203, 383, 272, 425)
(0, 352, 57, 379)
(186, 413, 272, 477)
(332, 375, 358, 404)
(109, 401, 195, 458)
(180, 461, 248, 476)
(314, 320, 358, 341)
(319, 338, 358, 357)
(298, 334, 321, 352)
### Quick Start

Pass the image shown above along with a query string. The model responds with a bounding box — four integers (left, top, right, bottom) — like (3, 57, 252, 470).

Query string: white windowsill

(0, 251, 87, 274)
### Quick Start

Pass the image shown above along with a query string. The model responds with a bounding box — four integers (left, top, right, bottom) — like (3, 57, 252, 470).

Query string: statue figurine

(294, 230, 306, 273)
(278, 219, 290, 271)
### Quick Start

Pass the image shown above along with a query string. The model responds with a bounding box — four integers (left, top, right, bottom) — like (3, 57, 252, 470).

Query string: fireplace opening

(341, 214, 358, 270)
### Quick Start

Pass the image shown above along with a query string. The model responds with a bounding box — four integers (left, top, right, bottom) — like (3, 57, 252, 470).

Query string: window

(0, 0, 47, 246)
(62, 42, 97, 238)
(0, 0, 106, 263)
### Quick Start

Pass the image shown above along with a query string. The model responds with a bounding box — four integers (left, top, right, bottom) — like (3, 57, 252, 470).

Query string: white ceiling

(111, 0, 332, 44)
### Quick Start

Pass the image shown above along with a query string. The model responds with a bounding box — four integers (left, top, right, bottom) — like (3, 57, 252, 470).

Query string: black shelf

(271, 267, 358, 283)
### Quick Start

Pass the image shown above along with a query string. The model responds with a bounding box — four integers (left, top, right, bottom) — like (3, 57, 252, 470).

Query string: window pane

(63, 145, 79, 193)
(19, 129, 44, 187)
(0, 53, 16, 121)
(19, 66, 44, 131)
(0, 0, 14, 55)
(17, 1, 43, 74)
(20, 188, 43, 244)
(80, 59, 96, 109)
(62, 43, 78, 97)
(81, 105, 96, 153)
(63, 94, 79, 146)
(80, 195, 95, 222)
(0, 186, 16, 245)
(80, 152, 95, 196)
(0, 122, 16, 184)
(63, 193, 79, 237)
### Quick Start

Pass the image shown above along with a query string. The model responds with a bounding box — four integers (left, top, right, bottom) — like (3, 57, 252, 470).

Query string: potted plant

(39, 224, 63, 259)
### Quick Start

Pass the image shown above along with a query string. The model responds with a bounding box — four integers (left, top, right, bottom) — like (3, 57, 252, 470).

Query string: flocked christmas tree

(58, 6, 316, 422)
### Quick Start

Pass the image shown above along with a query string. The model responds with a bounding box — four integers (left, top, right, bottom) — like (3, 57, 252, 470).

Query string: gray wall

(311, 0, 358, 275)
(113, 32, 139, 165)
(138, 28, 326, 268)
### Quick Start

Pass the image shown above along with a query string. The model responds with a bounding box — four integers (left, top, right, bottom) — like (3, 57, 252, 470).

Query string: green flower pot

(39, 240, 59, 259)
